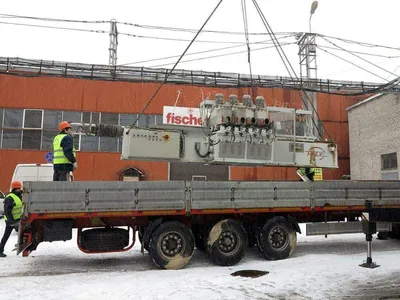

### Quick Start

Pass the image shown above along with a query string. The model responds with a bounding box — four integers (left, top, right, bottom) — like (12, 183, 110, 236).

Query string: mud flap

(17, 231, 32, 256)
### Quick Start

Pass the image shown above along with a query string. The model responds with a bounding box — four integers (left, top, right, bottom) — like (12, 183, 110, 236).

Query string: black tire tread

(148, 221, 195, 270)
(207, 219, 248, 266)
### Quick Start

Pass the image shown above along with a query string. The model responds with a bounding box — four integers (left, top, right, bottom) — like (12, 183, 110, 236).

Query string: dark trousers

(53, 170, 71, 181)
(0, 222, 14, 253)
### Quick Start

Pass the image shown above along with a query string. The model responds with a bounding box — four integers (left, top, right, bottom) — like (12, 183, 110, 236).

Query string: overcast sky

(1, 0, 399, 83)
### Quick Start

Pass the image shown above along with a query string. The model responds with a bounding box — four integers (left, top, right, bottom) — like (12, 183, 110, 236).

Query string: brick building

(0, 58, 360, 192)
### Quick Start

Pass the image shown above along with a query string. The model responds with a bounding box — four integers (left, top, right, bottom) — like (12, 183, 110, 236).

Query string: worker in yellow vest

(299, 167, 315, 181)
(0, 181, 23, 257)
(53, 121, 77, 181)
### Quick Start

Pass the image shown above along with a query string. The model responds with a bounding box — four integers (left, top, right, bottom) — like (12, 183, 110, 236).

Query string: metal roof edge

(346, 93, 385, 112)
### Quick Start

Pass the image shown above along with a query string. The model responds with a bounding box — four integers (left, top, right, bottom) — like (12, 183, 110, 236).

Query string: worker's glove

(72, 162, 78, 170)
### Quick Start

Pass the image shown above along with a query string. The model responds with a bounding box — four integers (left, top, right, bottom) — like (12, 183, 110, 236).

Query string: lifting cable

(241, 0, 256, 98)
(126, 0, 224, 134)
(251, 0, 332, 141)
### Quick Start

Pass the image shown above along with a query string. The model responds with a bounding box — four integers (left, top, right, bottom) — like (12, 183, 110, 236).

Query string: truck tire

(377, 232, 388, 240)
(207, 219, 248, 266)
(257, 217, 297, 260)
(148, 221, 195, 270)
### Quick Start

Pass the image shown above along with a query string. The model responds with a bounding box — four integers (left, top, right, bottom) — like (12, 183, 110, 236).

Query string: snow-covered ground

(0, 222, 400, 300)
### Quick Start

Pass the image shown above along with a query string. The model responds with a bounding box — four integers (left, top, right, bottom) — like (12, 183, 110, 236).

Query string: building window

(120, 114, 137, 126)
(381, 153, 398, 170)
(0, 108, 158, 152)
(2, 130, 22, 149)
(22, 130, 41, 150)
(381, 153, 398, 180)
(155, 115, 163, 125)
(24, 109, 43, 129)
(82, 112, 100, 124)
(80, 135, 99, 151)
(43, 111, 62, 130)
(0, 109, 3, 127)
(136, 115, 150, 127)
(42, 131, 56, 150)
(99, 136, 118, 152)
(63, 111, 82, 123)
(4, 109, 23, 128)
(100, 113, 119, 125)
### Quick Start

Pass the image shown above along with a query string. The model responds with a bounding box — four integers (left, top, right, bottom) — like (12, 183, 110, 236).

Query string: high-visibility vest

(53, 134, 76, 165)
(4, 193, 22, 221)
(299, 167, 315, 175)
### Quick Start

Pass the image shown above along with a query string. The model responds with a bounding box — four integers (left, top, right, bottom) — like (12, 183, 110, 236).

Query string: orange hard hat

(11, 181, 22, 189)
(59, 121, 71, 131)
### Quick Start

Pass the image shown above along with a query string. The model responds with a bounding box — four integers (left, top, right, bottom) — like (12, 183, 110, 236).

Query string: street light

(309, 1, 319, 33)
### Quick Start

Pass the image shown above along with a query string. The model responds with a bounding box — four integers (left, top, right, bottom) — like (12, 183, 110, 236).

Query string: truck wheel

(207, 219, 248, 266)
(377, 232, 388, 240)
(257, 217, 297, 260)
(148, 221, 195, 270)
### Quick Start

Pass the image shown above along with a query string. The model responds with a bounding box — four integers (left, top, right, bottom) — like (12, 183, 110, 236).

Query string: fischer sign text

(163, 106, 203, 127)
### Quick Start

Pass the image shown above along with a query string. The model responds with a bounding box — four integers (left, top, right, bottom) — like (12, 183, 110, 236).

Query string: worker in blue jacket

(53, 121, 77, 181)
(0, 181, 23, 257)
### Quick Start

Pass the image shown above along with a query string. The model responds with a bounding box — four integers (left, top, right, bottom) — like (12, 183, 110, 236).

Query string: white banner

(163, 106, 203, 127)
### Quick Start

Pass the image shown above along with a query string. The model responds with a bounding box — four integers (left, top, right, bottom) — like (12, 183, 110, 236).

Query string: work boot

(0, 253, 7, 257)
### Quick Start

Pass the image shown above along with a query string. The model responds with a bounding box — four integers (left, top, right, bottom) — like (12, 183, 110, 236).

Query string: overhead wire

(119, 31, 274, 44)
(241, 0, 255, 97)
(251, 0, 328, 140)
(0, 18, 295, 45)
(320, 36, 399, 79)
(2, 12, 400, 102)
(251, 0, 297, 79)
(126, 0, 225, 134)
(0, 13, 109, 24)
(317, 44, 400, 59)
(118, 34, 296, 66)
(317, 46, 388, 81)
(117, 20, 297, 36)
(148, 42, 296, 68)
(0, 21, 107, 34)
(319, 34, 400, 52)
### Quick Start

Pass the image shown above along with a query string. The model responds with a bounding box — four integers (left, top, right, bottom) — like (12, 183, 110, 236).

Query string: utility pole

(298, 1, 320, 137)
(109, 19, 118, 66)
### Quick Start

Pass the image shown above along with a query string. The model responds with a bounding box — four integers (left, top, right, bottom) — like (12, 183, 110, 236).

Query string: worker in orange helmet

(0, 181, 23, 257)
(53, 121, 77, 181)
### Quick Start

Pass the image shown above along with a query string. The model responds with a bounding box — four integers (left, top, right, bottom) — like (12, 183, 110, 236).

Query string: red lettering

(189, 114, 198, 125)
(174, 116, 182, 124)
(164, 111, 203, 126)
(166, 113, 173, 124)
(182, 116, 190, 125)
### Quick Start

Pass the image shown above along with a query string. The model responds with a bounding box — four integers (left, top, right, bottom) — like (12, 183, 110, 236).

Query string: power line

(321, 36, 398, 79)
(319, 34, 400, 52)
(0, 21, 107, 34)
(0, 13, 109, 24)
(0, 19, 294, 45)
(119, 34, 296, 66)
(148, 42, 296, 68)
(317, 46, 387, 81)
(317, 44, 400, 59)
(119, 31, 279, 44)
(127, 0, 224, 134)
(117, 20, 297, 36)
